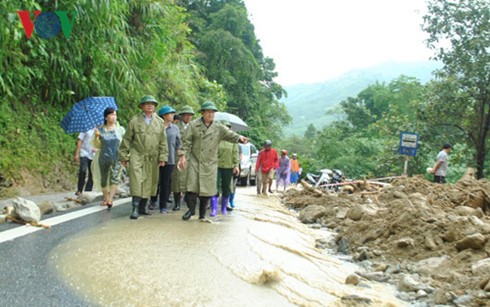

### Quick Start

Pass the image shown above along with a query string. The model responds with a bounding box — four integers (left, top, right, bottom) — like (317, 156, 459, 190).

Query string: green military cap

(139, 95, 158, 106)
(200, 101, 218, 112)
(178, 105, 195, 115)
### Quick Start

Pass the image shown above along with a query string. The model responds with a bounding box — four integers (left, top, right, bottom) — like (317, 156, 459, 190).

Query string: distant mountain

(281, 61, 442, 136)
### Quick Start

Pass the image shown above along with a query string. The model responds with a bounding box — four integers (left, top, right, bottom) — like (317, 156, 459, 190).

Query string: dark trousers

(151, 164, 174, 209)
(77, 157, 93, 192)
(186, 192, 210, 219)
(434, 175, 446, 184)
(217, 168, 233, 196)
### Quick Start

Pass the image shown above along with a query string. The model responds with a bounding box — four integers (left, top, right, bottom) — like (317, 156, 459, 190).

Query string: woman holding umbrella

(92, 108, 126, 209)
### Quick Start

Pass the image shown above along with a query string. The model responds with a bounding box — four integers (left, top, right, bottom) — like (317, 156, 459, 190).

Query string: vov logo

(17, 10, 77, 39)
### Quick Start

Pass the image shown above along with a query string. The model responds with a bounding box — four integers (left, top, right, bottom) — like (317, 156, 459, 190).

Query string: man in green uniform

(179, 101, 247, 221)
(170, 105, 195, 211)
(119, 95, 169, 219)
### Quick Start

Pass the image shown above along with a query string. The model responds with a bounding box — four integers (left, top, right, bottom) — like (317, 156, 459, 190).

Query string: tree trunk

(476, 97, 490, 179)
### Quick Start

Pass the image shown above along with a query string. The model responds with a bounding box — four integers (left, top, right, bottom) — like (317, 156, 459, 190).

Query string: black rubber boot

(199, 196, 210, 219)
(138, 198, 151, 215)
(172, 193, 181, 211)
(182, 193, 196, 220)
(130, 196, 140, 220)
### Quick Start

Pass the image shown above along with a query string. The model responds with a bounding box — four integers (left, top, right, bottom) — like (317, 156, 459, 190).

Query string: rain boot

(228, 193, 235, 211)
(139, 198, 152, 215)
(182, 193, 197, 220)
(130, 196, 140, 220)
(172, 193, 181, 211)
(199, 196, 210, 219)
(210, 196, 218, 217)
(221, 196, 229, 215)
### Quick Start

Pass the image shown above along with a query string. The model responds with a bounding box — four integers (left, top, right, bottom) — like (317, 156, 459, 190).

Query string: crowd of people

(75, 96, 247, 221)
(74, 95, 453, 220)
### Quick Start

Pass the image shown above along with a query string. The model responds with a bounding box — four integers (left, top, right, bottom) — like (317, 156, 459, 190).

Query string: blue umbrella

(60, 97, 118, 133)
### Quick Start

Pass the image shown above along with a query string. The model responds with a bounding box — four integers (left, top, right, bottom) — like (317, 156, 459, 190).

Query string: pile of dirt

(283, 170, 490, 305)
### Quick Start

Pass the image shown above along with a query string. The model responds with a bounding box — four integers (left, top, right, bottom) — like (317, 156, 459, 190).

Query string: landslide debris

(284, 169, 490, 305)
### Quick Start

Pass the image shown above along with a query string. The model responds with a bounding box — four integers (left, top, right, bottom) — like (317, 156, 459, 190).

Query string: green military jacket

(183, 117, 241, 197)
(218, 141, 239, 169)
(171, 121, 190, 193)
(119, 113, 168, 198)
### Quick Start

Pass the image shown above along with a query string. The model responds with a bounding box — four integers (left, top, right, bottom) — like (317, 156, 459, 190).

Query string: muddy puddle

(49, 187, 405, 306)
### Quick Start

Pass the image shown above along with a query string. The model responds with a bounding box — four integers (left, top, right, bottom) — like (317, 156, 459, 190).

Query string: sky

(244, 0, 434, 86)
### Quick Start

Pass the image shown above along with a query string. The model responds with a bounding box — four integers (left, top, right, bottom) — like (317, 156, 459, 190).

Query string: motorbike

(306, 169, 344, 191)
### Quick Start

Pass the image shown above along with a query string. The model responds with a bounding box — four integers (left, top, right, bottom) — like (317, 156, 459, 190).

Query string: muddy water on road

(50, 187, 404, 306)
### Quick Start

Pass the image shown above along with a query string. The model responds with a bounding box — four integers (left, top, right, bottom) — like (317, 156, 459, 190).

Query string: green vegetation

(0, 0, 286, 196)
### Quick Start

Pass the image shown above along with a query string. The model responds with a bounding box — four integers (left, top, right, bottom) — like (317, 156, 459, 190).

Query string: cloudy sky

(244, 0, 433, 85)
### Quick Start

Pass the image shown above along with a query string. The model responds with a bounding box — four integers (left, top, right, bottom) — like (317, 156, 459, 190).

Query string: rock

(442, 228, 461, 243)
(396, 237, 414, 248)
(413, 255, 449, 276)
(372, 263, 388, 272)
(361, 271, 387, 282)
(37, 201, 55, 215)
(386, 264, 401, 274)
(480, 277, 490, 290)
(424, 236, 437, 251)
(485, 280, 490, 292)
(309, 223, 321, 229)
(455, 206, 483, 217)
(299, 205, 328, 223)
(399, 274, 422, 292)
(455, 233, 487, 251)
(434, 289, 451, 304)
(381, 184, 393, 191)
(335, 208, 349, 219)
(340, 295, 372, 305)
(12, 197, 41, 223)
(416, 289, 428, 298)
(472, 258, 490, 275)
(77, 191, 103, 205)
(345, 273, 361, 285)
(393, 191, 408, 199)
(346, 205, 364, 221)
(337, 237, 349, 255)
(453, 294, 474, 306)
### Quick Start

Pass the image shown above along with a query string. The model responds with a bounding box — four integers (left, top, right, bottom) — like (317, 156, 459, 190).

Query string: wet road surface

(0, 187, 405, 306)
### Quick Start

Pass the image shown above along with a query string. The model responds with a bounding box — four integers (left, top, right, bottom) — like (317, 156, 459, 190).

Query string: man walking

(119, 95, 168, 219)
(179, 101, 247, 221)
(74, 128, 96, 195)
(171, 105, 195, 211)
(430, 143, 452, 184)
(255, 140, 278, 196)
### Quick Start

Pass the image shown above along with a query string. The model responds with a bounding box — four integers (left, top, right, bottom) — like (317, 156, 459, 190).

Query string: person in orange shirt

(290, 153, 300, 184)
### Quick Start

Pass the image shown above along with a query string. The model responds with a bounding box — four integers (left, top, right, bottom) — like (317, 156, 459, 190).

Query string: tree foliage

(0, 0, 291, 193)
(422, 0, 490, 178)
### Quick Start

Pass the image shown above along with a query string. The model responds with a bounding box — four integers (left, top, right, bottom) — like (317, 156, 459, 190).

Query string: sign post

(399, 132, 419, 176)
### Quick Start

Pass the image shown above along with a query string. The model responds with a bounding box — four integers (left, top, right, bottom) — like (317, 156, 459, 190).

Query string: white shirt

(78, 129, 95, 160)
(435, 150, 448, 177)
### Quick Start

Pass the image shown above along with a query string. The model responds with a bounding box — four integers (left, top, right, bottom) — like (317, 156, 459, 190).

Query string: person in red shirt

(255, 140, 279, 196)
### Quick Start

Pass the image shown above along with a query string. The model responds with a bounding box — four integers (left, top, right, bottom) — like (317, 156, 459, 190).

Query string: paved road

(0, 198, 132, 306)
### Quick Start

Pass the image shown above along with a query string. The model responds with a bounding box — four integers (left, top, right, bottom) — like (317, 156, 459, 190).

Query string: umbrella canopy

(60, 97, 118, 133)
(214, 111, 249, 132)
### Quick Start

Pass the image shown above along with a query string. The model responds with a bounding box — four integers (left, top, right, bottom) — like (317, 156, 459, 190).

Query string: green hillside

(282, 61, 442, 136)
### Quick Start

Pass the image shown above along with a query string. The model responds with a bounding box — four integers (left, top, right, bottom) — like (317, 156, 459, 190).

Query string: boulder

(455, 233, 487, 251)
(346, 205, 364, 221)
(37, 201, 55, 215)
(345, 273, 361, 285)
(396, 237, 414, 248)
(299, 205, 328, 223)
(471, 258, 490, 275)
(399, 274, 423, 292)
(413, 255, 449, 276)
(455, 206, 483, 218)
(12, 197, 41, 223)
